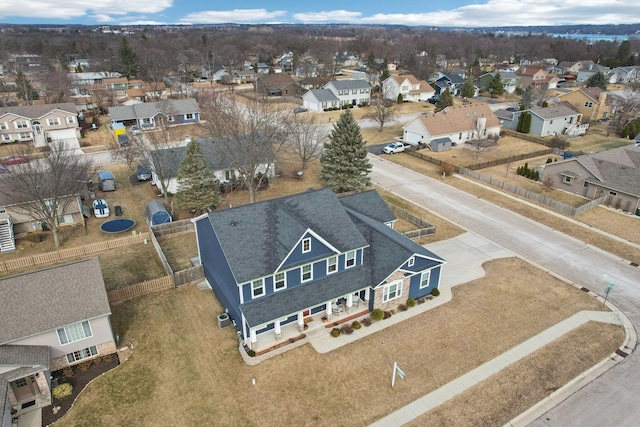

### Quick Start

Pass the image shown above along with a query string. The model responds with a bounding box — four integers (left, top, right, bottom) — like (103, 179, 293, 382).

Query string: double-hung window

(345, 250, 356, 268)
(15, 120, 28, 129)
(47, 118, 61, 126)
(274, 272, 286, 291)
(252, 279, 264, 297)
(301, 264, 312, 282)
(383, 281, 402, 303)
(420, 270, 431, 289)
(302, 238, 311, 253)
(66, 116, 75, 124)
(57, 321, 92, 345)
(408, 256, 415, 267)
(327, 256, 337, 274)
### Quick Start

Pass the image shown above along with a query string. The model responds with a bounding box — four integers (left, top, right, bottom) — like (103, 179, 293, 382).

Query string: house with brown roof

(556, 87, 616, 122)
(382, 74, 435, 102)
(515, 67, 558, 89)
(255, 74, 306, 98)
(0, 103, 80, 150)
(0, 258, 116, 425)
(541, 145, 640, 214)
(402, 103, 501, 148)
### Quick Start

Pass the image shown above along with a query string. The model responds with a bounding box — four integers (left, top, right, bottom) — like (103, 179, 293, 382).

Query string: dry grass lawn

(567, 123, 633, 153)
(98, 244, 166, 290)
(57, 257, 623, 427)
(157, 233, 198, 271)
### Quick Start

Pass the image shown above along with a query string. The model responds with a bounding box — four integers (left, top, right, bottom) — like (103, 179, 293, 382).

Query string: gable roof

(576, 146, 640, 196)
(199, 188, 369, 285)
(326, 79, 371, 90)
(410, 103, 501, 137)
(257, 74, 298, 90)
(529, 104, 578, 120)
(109, 98, 199, 122)
(0, 258, 111, 344)
(0, 102, 77, 120)
(305, 89, 339, 102)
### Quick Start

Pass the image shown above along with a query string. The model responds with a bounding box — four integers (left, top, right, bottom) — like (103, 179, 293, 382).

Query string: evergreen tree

(488, 73, 505, 98)
(586, 72, 608, 91)
(174, 140, 224, 215)
(320, 110, 371, 193)
(461, 77, 476, 99)
(435, 88, 454, 112)
(366, 51, 377, 71)
(117, 37, 139, 79)
(15, 71, 39, 104)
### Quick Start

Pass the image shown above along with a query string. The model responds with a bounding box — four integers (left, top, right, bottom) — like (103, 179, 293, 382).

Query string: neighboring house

(541, 145, 640, 214)
(477, 71, 520, 94)
(558, 60, 595, 74)
(606, 66, 640, 84)
(67, 71, 122, 86)
(302, 89, 340, 112)
(514, 67, 549, 89)
(382, 74, 435, 102)
(0, 103, 80, 149)
(433, 72, 466, 95)
(402, 103, 501, 147)
(576, 64, 610, 83)
(109, 98, 200, 130)
(0, 258, 116, 425)
(323, 79, 371, 107)
(0, 189, 85, 253)
(255, 74, 306, 98)
(497, 104, 584, 136)
(224, 70, 259, 85)
(193, 188, 446, 352)
(556, 87, 615, 122)
(149, 138, 275, 195)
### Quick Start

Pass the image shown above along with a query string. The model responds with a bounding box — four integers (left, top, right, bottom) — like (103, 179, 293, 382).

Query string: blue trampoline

(100, 218, 136, 234)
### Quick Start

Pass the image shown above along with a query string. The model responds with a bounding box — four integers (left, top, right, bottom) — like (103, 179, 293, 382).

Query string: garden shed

(146, 200, 172, 226)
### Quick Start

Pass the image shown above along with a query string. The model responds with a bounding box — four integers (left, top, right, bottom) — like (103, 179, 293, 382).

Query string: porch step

(0, 221, 15, 253)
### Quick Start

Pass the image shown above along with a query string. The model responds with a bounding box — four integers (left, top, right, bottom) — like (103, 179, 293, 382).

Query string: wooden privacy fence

(406, 148, 553, 171)
(387, 204, 436, 239)
(151, 219, 194, 237)
(458, 167, 605, 216)
(108, 264, 204, 304)
(0, 232, 150, 273)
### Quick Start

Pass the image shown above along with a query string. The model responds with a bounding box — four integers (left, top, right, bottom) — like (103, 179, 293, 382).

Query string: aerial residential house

(433, 72, 466, 96)
(193, 188, 446, 353)
(324, 79, 372, 107)
(541, 145, 640, 214)
(255, 74, 306, 98)
(149, 138, 275, 196)
(576, 63, 610, 83)
(67, 71, 122, 88)
(606, 66, 640, 84)
(558, 60, 595, 74)
(556, 87, 615, 122)
(302, 89, 340, 112)
(382, 74, 435, 102)
(515, 67, 555, 89)
(402, 103, 501, 148)
(108, 98, 200, 130)
(496, 104, 584, 136)
(0, 258, 116, 425)
(0, 103, 81, 150)
(477, 71, 520, 94)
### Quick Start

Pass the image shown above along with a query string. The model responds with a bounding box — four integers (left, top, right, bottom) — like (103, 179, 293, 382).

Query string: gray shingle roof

(0, 345, 50, 368)
(0, 258, 111, 344)
(580, 146, 640, 197)
(529, 104, 578, 120)
(203, 188, 369, 284)
(109, 98, 199, 122)
(0, 102, 77, 119)
(326, 79, 371, 90)
(338, 190, 396, 224)
(307, 89, 339, 102)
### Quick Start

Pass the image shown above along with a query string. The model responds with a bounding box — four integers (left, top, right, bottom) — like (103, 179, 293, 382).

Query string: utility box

(217, 313, 230, 329)
(98, 170, 116, 192)
(112, 122, 126, 140)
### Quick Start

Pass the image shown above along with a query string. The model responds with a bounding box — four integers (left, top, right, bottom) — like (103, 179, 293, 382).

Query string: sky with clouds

(0, 0, 639, 27)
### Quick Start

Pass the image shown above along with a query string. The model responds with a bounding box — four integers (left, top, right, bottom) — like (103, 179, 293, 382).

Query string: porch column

(325, 300, 332, 318)
(274, 320, 282, 339)
(250, 328, 257, 344)
(346, 294, 354, 313)
(364, 288, 370, 301)
(297, 313, 304, 327)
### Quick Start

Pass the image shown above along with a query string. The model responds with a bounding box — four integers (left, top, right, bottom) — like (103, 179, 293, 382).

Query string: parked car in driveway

(93, 199, 110, 218)
(382, 142, 406, 154)
(136, 164, 152, 181)
(1, 155, 28, 165)
(293, 107, 308, 114)
(427, 95, 440, 104)
(131, 125, 142, 135)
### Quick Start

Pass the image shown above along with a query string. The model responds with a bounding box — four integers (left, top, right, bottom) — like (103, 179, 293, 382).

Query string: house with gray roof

(324, 79, 371, 107)
(302, 89, 340, 112)
(108, 98, 199, 130)
(541, 145, 640, 214)
(0, 258, 116, 425)
(0, 102, 80, 149)
(497, 104, 584, 137)
(193, 188, 445, 354)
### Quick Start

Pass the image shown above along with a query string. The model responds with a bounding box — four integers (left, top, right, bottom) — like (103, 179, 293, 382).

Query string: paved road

(368, 154, 640, 426)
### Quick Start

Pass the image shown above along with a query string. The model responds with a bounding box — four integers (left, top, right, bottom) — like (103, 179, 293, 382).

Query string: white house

(382, 74, 435, 102)
(302, 90, 340, 112)
(324, 79, 371, 107)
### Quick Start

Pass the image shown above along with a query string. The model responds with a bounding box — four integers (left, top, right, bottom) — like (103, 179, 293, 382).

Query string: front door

(11, 375, 38, 401)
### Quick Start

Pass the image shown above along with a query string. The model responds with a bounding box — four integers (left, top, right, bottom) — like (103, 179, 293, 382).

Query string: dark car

(1, 155, 28, 165)
(427, 96, 440, 104)
(136, 164, 152, 181)
(293, 107, 308, 114)
(117, 134, 129, 146)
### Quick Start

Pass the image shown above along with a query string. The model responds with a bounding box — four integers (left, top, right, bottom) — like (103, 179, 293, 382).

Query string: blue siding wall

(402, 255, 437, 271)
(196, 219, 242, 328)
(407, 266, 442, 300)
(281, 233, 334, 269)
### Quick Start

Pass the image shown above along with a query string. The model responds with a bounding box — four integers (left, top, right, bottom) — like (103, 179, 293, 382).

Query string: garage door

(404, 131, 422, 144)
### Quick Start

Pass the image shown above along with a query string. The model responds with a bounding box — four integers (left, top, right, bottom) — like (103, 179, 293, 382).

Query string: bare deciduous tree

(608, 94, 640, 136)
(0, 142, 93, 248)
(198, 92, 288, 203)
(363, 85, 398, 131)
(285, 112, 327, 170)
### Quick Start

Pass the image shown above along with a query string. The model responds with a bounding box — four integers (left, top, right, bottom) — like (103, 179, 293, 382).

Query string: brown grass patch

(157, 233, 198, 271)
(98, 244, 166, 291)
(58, 258, 622, 426)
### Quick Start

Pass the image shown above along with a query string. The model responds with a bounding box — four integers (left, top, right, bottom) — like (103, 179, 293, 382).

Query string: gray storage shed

(146, 200, 172, 226)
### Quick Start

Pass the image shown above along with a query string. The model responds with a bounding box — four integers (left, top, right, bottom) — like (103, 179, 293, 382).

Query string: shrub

(352, 321, 362, 330)
(440, 162, 456, 177)
(370, 308, 384, 321)
(383, 310, 392, 319)
(431, 288, 440, 297)
(62, 367, 74, 378)
(24, 233, 46, 243)
(247, 349, 256, 357)
(330, 328, 341, 337)
(77, 360, 93, 372)
(406, 298, 416, 307)
(398, 304, 408, 311)
(362, 317, 372, 327)
(341, 324, 354, 335)
(52, 383, 73, 400)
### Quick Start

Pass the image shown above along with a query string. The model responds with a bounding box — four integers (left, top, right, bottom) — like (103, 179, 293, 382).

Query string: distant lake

(550, 33, 629, 42)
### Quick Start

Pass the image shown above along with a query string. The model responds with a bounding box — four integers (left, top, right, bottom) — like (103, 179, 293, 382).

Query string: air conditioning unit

(217, 313, 230, 329)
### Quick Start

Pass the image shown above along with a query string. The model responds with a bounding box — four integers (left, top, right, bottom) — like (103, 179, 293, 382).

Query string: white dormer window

(301, 264, 312, 282)
(274, 272, 286, 291)
(327, 256, 337, 274)
(302, 238, 311, 253)
(345, 250, 356, 268)
(408, 256, 415, 267)
(252, 279, 264, 298)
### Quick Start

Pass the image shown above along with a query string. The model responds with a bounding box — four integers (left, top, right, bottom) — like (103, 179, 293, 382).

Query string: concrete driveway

(369, 154, 640, 426)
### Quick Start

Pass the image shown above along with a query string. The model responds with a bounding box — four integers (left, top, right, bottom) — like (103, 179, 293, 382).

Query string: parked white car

(382, 142, 406, 154)
(93, 199, 110, 218)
